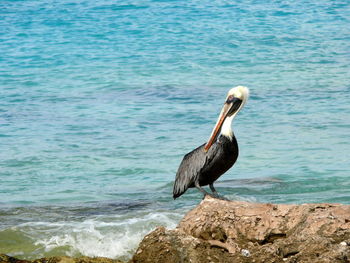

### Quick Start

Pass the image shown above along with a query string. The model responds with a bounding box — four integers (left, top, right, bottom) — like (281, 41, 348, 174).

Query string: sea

(1, 0, 349, 261)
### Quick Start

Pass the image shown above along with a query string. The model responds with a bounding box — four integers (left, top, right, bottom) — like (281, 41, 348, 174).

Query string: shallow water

(1, 0, 349, 260)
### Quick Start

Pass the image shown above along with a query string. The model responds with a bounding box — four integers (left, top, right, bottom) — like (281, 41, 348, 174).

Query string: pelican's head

(204, 86, 249, 152)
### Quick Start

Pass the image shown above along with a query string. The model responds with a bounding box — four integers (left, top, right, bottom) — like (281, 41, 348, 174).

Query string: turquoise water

(1, 0, 349, 260)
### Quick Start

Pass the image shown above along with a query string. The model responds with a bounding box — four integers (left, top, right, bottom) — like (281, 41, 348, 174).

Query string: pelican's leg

(209, 183, 219, 197)
(195, 182, 215, 199)
(209, 183, 229, 201)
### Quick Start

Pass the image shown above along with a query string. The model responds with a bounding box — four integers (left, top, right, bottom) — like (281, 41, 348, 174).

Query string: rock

(0, 254, 124, 263)
(131, 196, 350, 263)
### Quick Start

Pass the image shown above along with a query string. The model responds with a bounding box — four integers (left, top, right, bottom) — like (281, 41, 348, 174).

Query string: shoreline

(0, 254, 125, 263)
(2, 197, 349, 263)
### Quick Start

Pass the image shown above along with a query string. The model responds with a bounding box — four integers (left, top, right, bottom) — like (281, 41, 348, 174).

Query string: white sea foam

(31, 211, 182, 260)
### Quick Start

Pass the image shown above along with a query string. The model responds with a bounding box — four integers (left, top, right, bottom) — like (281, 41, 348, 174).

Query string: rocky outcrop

(131, 196, 350, 263)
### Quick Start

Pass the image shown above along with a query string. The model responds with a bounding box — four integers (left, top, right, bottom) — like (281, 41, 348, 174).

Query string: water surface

(1, 0, 349, 260)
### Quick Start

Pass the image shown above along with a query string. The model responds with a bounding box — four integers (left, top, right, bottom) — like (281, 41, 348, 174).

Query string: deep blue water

(1, 0, 349, 260)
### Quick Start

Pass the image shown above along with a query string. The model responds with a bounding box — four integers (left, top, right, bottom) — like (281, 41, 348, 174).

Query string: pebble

(241, 249, 251, 257)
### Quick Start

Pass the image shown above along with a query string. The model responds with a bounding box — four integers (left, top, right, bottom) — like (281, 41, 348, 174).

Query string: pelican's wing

(173, 143, 217, 199)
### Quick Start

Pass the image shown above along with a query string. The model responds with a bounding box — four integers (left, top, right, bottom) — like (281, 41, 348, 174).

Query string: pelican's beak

(204, 97, 242, 152)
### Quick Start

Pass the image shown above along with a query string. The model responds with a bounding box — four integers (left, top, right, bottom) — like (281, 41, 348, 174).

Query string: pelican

(173, 86, 249, 199)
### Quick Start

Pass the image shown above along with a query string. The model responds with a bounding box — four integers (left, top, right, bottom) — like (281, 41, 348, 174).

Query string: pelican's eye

(226, 95, 235, 103)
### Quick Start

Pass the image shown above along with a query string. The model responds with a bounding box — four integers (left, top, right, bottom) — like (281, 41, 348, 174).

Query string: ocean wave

(1, 211, 183, 260)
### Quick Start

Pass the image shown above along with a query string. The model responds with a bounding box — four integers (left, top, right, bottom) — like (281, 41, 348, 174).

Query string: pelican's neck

(220, 114, 234, 139)
(221, 94, 247, 140)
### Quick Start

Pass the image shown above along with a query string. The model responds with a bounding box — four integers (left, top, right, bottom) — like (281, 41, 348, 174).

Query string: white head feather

(221, 86, 249, 138)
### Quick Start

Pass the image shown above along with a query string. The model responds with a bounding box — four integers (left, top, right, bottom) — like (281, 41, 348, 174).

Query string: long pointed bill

(204, 102, 232, 152)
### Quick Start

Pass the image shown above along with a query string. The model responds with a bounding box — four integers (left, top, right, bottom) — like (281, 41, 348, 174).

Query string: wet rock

(131, 196, 350, 263)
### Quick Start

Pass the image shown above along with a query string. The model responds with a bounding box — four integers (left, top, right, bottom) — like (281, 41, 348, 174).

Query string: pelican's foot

(203, 193, 229, 201)
(202, 193, 217, 200)
(216, 195, 230, 201)
(211, 191, 229, 201)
